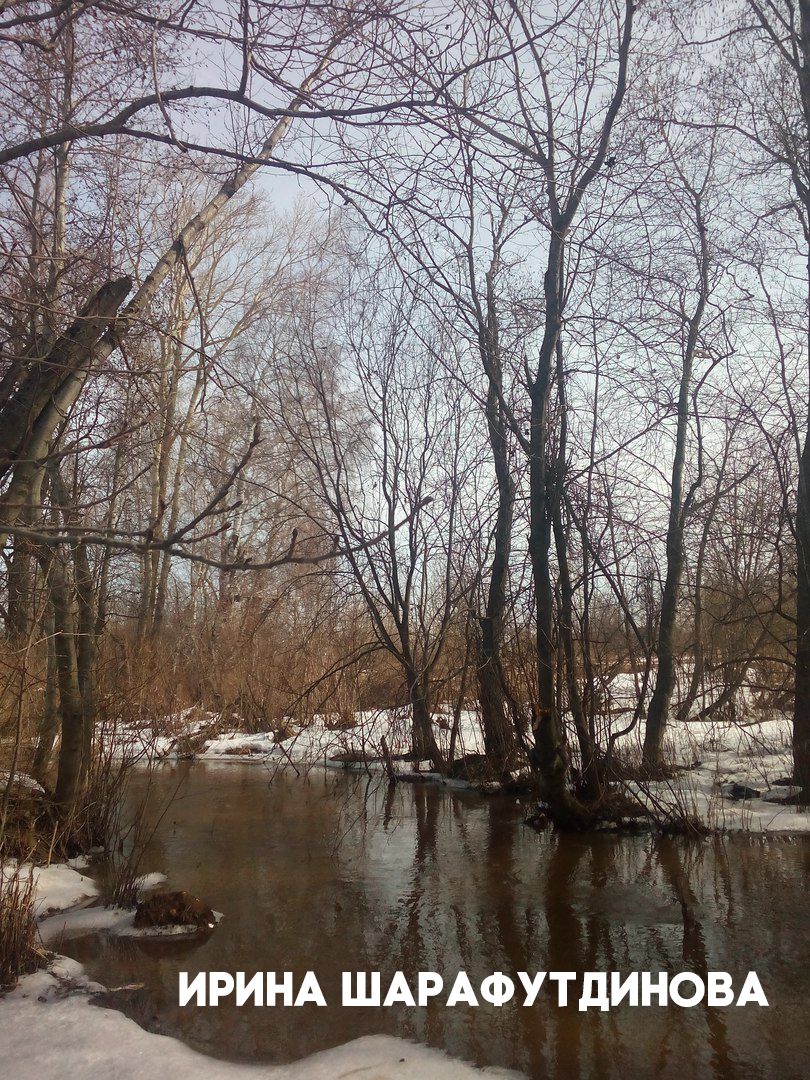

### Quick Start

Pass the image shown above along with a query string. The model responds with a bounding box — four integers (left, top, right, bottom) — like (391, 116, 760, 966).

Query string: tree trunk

(527, 239, 590, 827)
(407, 669, 445, 773)
(642, 201, 708, 773)
(5, 531, 32, 642)
(476, 304, 517, 777)
(31, 606, 60, 783)
(0, 277, 132, 489)
(551, 340, 600, 800)
(783, 0, 810, 800)
(477, 617, 514, 776)
(48, 547, 85, 811)
(73, 539, 98, 783)
(795, 434, 810, 798)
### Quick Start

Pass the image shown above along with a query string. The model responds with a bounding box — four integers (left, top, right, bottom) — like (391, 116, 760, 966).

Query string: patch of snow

(1, 961, 522, 1080)
(1, 862, 100, 918)
(31, 864, 99, 917)
(134, 871, 167, 893)
(0, 771, 44, 794)
(39, 906, 135, 944)
(624, 715, 810, 834)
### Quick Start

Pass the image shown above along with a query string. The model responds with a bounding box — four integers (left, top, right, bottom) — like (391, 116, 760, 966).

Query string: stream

(56, 762, 810, 1079)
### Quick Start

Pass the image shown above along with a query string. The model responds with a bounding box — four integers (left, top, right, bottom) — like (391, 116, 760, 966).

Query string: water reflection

(61, 763, 810, 1079)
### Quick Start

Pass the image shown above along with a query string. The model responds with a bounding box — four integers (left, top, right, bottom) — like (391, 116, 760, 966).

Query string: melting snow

(1, 961, 521, 1079)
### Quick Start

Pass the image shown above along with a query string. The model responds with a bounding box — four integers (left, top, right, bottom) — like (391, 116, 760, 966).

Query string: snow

(2, 862, 101, 918)
(199, 708, 485, 768)
(132, 871, 167, 892)
(39, 906, 135, 944)
(0, 961, 521, 1080)
(32, 864, 99, 917)
(627, 716, 810, 833)
(40, 906, 217, 942)
(0, 771, 44, 794)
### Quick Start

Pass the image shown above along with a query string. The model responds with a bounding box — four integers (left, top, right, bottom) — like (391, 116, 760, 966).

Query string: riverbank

(2, 858, 520, 1079)
(113, 703, 810, 833)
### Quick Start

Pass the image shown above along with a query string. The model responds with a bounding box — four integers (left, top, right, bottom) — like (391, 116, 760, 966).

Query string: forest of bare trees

(2, 0, 810, 834)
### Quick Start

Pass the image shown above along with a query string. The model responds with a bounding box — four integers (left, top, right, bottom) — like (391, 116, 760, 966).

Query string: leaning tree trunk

(0, 276, 133, 550)
(0, 57, 329, 547)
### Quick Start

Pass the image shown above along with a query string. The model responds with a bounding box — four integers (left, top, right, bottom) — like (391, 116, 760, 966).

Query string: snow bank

(1, 862, 100, 918)
(33, 864, 99, 917)
(40, 906, 224, 943)
(198, 708, 485, 768)
(0, 961, 521, 1080)
(629, 716, 810, 833)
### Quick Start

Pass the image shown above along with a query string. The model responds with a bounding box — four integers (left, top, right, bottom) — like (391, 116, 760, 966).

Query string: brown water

(62, 762, 810, 1079)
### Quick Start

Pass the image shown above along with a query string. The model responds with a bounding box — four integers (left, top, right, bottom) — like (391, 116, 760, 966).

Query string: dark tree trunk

(73, 539, 98, 784)
(407, 669, 445, 773)
(5, 532, 32, 641)
(477, 616, 514, 776)
(795, 435, 810, 798)
(551, 506, 600, 800)
(526, 239, 590, 827)
(476, 315, 517, 777)
(642, 201, 708, 773)
(794, 1, 810, 799)
(551, 339, 600, 800)
(48, 548, 85, 810)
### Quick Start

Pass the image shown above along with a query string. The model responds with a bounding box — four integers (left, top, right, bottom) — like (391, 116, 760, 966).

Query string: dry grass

(0, 858, 46, 988)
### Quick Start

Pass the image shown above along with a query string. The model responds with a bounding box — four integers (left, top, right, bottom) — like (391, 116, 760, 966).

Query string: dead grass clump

(657, 813, 711, 837)
(0, 858, 46, 988)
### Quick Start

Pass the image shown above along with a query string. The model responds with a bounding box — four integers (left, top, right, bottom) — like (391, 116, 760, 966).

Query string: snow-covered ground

(1, 860, 100, 918)
(1, 960, 521, 1080)
(625, 716, 809, 833)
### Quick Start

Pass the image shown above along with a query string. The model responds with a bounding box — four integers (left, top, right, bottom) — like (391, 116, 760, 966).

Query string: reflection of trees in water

(72, 771, 810, 1077)
(654, 839, 735, 1080)
(485, 801, 547, 1078)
